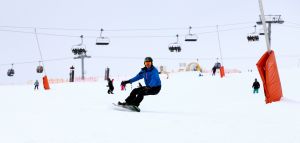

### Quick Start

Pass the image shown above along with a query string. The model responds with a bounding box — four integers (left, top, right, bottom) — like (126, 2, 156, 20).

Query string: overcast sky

(0, 0, 300, 84)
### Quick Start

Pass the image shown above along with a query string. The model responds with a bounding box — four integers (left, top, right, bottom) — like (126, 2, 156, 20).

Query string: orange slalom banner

(43, 75, 50, 90)
(220, 66, 225, 78)
(256, 50, 283, 104)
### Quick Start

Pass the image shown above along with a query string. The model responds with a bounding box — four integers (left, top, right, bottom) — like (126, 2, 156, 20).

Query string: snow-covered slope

(0, 69, 300, 143)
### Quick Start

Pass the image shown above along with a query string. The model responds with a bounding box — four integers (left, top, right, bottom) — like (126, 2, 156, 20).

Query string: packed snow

(0, 68, 300, 143)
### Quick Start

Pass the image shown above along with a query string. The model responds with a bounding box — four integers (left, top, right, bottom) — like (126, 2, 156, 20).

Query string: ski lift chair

(36, 65, 43, 73)
(169, 34, 181, 52)
(185, 34, 198, 42)
(72, 48, 87, 55)
(247, 34, 259, 42)
(185, 26, 198, 42)
(169, 46, 175, 52)
(247, 25, 259, 42)
(96, 29, 110, 45)
(214, 62, 221, 69)
(258, 28, 265, 35)
(7, 69, 15, 76)
(96, 37, 110, 45)
(259, 32, 264, 35)
(72, 35, 87, 55)
(168, 43, 181, 52)
(72, 45, 86, 53)
(177, 46, 182, 52)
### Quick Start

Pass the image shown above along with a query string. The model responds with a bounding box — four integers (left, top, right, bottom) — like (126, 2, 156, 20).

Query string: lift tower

(72, 35, 91, 80)
(256, 15, 284, 47)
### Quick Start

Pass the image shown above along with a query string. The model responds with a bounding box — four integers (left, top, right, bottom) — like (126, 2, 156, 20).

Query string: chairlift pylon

(185, 26, 198, 42)
(7, 64, 15, 77)
(247, 25, 259, 42)
(96, 29, 110, 45)
(169, 34, 181, 52)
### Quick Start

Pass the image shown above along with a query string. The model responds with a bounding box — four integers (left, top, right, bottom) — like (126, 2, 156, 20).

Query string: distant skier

(252, 78, 260, 94)
(212, 61, 221, 76)
(212, 66, 217, 76)
(119, 57, 161, 107)
(34, 80, 39, 90)
(107, 78, 114, 94)
(199, 72, 203, 77)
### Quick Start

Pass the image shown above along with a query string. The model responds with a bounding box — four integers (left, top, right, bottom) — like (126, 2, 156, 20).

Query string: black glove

(121, 80, 130, 86)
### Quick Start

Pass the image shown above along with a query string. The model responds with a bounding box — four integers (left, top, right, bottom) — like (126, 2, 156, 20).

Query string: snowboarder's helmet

(144, 57, 153, 63)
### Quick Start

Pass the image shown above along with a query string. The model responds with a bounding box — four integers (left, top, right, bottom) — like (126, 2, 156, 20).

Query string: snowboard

(112, 103, 141, 112)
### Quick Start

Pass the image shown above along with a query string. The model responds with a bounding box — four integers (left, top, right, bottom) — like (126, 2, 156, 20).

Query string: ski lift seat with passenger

(72, 35, 87, 55)
(214, 62, 221, 69)
(7, 64, 15, 76)
(72, 48, 86, 55)
(36, 65, 43, 73)
(247, 25, 259, 42)
(168, 43, 181, 52)
(7, 69, 15, 76)
(247, 34, 259, 41)
(72, 44, 86, 50)
(168, 34, 181, 52)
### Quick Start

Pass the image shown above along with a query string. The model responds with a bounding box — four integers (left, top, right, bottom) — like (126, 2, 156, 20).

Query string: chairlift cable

(0, 29, 78, 38)
(285, 21, 300, 26)
(2, 54, 300, 67)
(0, 57, 74, 67)
(216, 25, 224, 66)
(0, 21, 255, 32)
(34, 28, 47, 75)
(278, 24, 300, 29)
(0, 26, 253, 39)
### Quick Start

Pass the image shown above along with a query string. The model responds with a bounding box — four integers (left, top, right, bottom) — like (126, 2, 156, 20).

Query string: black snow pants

(125, 86, 161, 106)
(107, 86, 114, 94)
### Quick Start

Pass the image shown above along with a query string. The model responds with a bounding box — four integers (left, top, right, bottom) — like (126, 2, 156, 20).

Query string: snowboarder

(252, 78, 260, 94)
(107, 78, 114, 94)
(34, 80, 39, 90)
(119, 57, 161, 107)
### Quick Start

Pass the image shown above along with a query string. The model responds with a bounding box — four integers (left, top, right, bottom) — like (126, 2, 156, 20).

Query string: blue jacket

(129, 66, 161, 87)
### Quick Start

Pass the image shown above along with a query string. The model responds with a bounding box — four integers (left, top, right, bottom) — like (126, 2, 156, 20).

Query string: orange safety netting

(256, 50, 283, 103)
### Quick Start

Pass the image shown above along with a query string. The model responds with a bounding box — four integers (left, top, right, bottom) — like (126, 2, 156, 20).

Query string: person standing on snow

(252, 78, 260, 94)
(212, 66, 217, 76)
(107, 78, 114, 94)
(34, 80, 39, 90)
(119, 57, 161, 107)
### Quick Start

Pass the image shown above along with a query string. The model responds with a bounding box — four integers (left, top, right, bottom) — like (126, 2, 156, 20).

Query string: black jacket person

(252, 78, 260, 94)
(107, 78, 114, 94)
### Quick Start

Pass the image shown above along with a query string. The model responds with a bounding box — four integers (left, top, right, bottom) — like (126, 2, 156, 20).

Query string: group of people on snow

(106, 57, 261, 108)
(31, 56, 260, 108)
